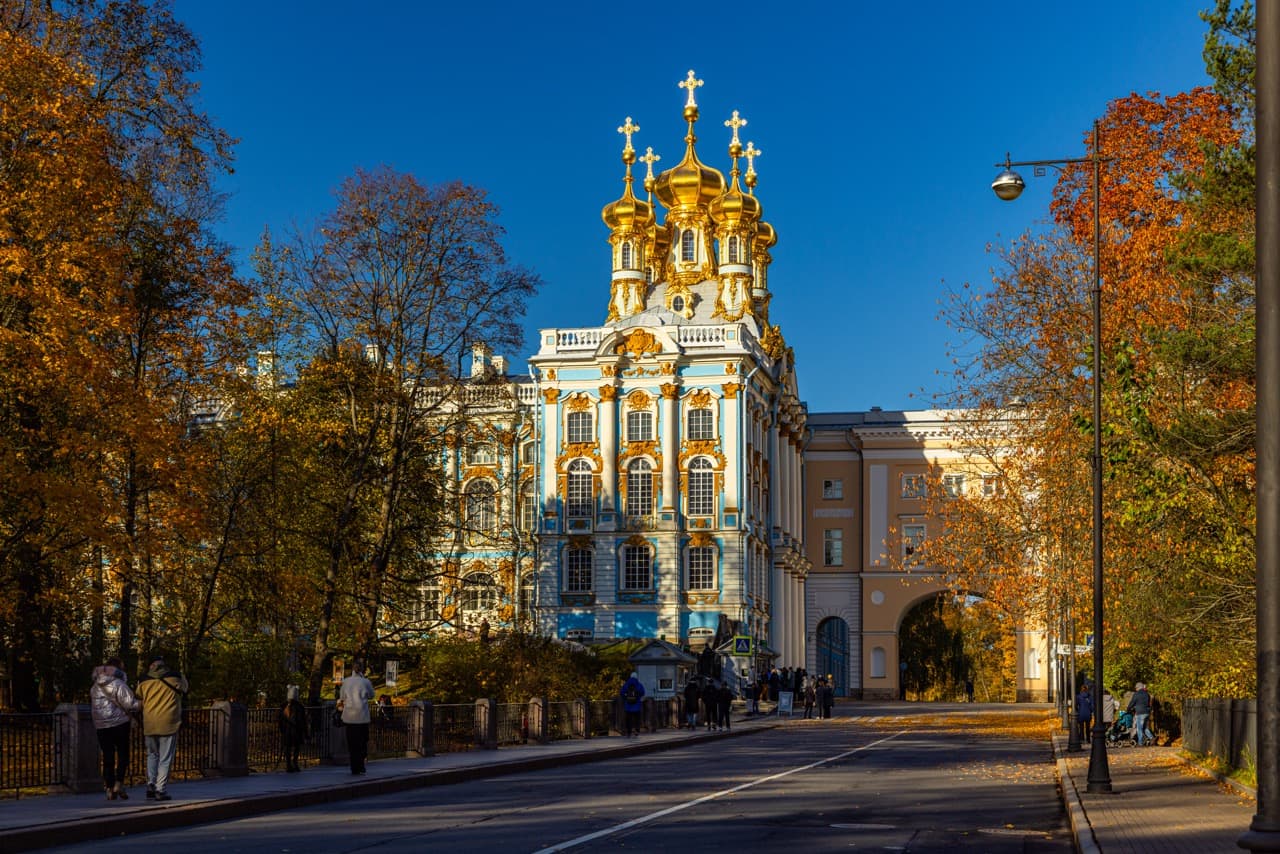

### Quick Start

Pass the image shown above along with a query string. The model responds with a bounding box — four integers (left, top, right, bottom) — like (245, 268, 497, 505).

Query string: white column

(722, 387, 739, 512)
(599, 388, 618, 512)
(661, 383, 679, 511)
(768, 417, 781, 528)
(542, 389, 559, 512)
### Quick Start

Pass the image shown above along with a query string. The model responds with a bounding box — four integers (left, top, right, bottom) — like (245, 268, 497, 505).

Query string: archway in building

(898, 593, 1015, 702)
(815, 617, 850, 697)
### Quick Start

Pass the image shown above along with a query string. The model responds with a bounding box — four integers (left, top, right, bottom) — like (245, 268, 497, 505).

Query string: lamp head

(992, 157, 1025, 201)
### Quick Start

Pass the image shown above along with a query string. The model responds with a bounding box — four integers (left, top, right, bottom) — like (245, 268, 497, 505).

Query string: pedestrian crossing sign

(732, 636, 752, 656)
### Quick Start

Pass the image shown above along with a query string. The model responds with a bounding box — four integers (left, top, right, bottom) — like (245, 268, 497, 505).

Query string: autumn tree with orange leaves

(936, 40, 1256, 701)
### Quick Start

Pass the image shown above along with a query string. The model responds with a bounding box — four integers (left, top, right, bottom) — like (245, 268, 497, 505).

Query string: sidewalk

(0, 715, 779, 853)
(1054, 733, 1259, 853)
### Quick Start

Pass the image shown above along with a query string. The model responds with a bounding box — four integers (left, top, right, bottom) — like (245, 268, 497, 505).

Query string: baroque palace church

(439, 72, 1052, 703)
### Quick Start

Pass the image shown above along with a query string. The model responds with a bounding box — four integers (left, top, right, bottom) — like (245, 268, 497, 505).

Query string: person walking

(90, 657, 140, 801)
(819, 678, 835, 719)
(136, 655, 189, 802)
(705, 680, 719, 731)
(620, 671, 645, 737)
(803, 677, 817, 719)
(683, 678, 701, 731)
(717, 681, 733, 731)
(1100, 686, 1117, 738)
(1075, 682, 1094, 744)
(278, 685, 308, 773)
(1127, 682, 1153, 746)
(338, 661, 375, 774)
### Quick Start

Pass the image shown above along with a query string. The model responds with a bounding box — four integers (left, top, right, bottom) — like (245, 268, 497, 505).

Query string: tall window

(460, 572, 496, 613)
(687, 408, 714, 440)
(466, 481, 496, 533)
(565, 549, 592, 592)
(824, 529, 843, 566)
(903, 523, 926, 563)
(566, 411, 593, 443)
(620, 241, 633, 269)
(467, 443, 497, 465)
(688, 546, 715, 590)
(942, 473, 965, 498)
(680, 229, 696, 262)
(626, 410, 653, 442)
(623, 545, 651, 590)
(566, 460, 592, 518)
(982, 474, 1004, 498)
(901, 473, 927, 499)
(519, 480, 538, 532)
(520, 440, 536, 465)
(626, 459, 653, 516)
(416, 579, 440, 623)
(519, 572, 536, 617)
(727, 235, 741, 263)
(822, 478, 843, 500)
(688, 457, 714, 516)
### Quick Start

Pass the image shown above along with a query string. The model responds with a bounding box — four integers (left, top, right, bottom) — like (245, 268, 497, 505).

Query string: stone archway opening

(898, 593, 1016, 702)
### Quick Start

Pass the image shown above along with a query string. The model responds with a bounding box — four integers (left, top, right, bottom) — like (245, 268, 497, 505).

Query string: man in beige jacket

(136, 656, 189, 801)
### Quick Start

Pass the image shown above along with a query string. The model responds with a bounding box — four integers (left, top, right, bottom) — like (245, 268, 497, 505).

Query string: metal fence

(245, 706, 327, 772)
(495, 704, 528, 746)
(587, 700, 615, 736)
(369, 705, 409, 758)
(547, 702, 578, 741)
(1182, 698, 1256, 771)
(0, 713, 63, 797)
(432, 704, 476, 753)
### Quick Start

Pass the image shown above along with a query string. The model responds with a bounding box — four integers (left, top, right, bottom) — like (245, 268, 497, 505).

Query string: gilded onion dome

(710, 111, 761, 226)
(654, 71, 725, 210)
(755, 219, 777, 250)
(602, 118, 653, 230)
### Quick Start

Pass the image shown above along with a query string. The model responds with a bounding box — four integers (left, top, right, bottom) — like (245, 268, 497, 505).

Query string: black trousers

(345, 723, 369, 773)
(96, 721, 131, 788)
(282, 732, 303, 769)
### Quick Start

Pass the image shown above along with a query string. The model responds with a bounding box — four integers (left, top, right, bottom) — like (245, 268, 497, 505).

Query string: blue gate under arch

(816, 617, 850, 697)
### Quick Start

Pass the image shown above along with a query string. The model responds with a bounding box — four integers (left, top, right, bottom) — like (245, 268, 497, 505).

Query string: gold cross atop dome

(744, 140, 762, 189)
(617, 117, 640, 153)
(679, 70, 704, 108)
(639, 147, 661, 181)
(724, 110, 747, 145)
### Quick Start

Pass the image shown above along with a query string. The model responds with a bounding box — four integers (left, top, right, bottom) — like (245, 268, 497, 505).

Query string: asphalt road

(47, 705, 1072, 853)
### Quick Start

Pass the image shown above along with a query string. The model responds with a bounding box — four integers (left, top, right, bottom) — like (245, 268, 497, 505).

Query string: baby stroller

(1107, 710, 1137, 746)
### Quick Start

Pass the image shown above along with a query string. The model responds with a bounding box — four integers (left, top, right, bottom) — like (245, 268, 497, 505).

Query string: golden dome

(602, 173, 652, 230)
(709, 170, 761, 226)
(654, 138, 725, 210)
(755, 220, 777, 250)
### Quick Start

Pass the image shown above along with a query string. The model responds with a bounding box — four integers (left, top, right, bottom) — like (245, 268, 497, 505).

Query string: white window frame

(823, 528, 843, 566)
(626, 410, 653, 442)
(688, 545, 716, 590)
(680, 228, 696, 262)
(901, 473, 927, 499)
(903, 523, 926, 563)
(982, 474, 1004, 498)
(620, 240, 633, 269)
(566, 459, 593, 518)
(626, 458, 653, 517)
(466, 480, 496, 533)
(467, 442, 497, 465)
(822, 478, 843, 500)
(519, 479, 538, 532)
(687, 457, 715, 517)
(622, 544, 652, 591)
(460, 572, 497, 613)
(565, 548, 593, 593)
(942, 473, 966, 499)
(566, 410, 593, 444)
(687, 408, 714, 440)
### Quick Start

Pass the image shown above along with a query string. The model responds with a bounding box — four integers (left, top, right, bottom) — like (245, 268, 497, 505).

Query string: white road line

(531, 731, 906, 853)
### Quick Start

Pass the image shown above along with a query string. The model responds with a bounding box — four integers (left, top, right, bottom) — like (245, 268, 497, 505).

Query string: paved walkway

(1055, 733, 1259, 853)
(0, 708, 1265, 852)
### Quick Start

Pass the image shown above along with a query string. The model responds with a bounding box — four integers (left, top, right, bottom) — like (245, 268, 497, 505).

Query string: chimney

(491, 355, 507, 376)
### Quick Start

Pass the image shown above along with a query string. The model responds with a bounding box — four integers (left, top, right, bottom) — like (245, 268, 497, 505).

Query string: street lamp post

(992, 120, 1112, 792)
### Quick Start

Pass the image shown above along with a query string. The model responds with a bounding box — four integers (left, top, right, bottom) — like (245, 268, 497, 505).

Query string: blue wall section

(615, 611, 658, 639)
(681, 610, 722, 636)
(557, 612, 595, 636)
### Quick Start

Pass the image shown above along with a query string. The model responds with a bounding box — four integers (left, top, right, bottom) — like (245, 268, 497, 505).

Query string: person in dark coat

(683, 679, 701, 730)
(803, 677, 817, 719)
(704, 680, 720, 731)
(1126, 682, 1153, 745)
(620, 672, 645, 737)
(1075, 683, 1094, 744)
(278, 685, 309, 772)
(717, 682, 733, 731)
(818, 678, 835, 719)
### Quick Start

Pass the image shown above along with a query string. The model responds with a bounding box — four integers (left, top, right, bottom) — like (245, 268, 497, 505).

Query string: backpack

(624, 684, 640, 703)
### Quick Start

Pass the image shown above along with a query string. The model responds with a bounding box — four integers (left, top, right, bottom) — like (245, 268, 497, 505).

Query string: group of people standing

(1074, 680, 1156, 745)
(89, 655, 189, 802)
(682, 677, 734, 732)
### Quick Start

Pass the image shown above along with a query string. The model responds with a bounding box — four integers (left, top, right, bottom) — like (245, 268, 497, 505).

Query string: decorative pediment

(614, 328, 664, 358)
(688, 389, 713, 409)
(688, 531, 715, 548)
(567, 393, 594, 412)
(626, 389, 653, 409)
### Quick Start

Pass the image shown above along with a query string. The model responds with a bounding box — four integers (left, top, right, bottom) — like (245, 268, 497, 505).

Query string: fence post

(574, 698, 588, 739)
(528, 697, 549, 744)
(407, 700, 434, 757)
(475, 698, 497, 749)
(54, 704, 99, 794)
(612, 697, 623, 736)
(207, 701, 248, 777)
(324, 701, 347, 765)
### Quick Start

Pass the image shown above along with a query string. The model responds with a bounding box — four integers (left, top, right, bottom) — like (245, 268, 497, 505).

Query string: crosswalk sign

(732, 636, 752, 656)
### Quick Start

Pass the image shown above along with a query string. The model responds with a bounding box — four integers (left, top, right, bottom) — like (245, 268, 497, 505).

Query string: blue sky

(173, 1, 1215, 413)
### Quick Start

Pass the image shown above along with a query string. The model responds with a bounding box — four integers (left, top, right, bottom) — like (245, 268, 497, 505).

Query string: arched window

(680, 228, 696, 262)
(626, 458, 653, 516)
(460, 572, 497, 613)
(626, 410, 653, 442)
(565, 548, 593, 592)
(519, 479, 538, 532)
(727, 235, 740, 263)
(688, 546, 716, 590)
(620, 241, 634, 269)
(622, 544, 651, 591)
(688, 457, 715, 516)
(687, 408, 714, 440)
(465, 481, 496, 533)
(566, 460, 592, 518)
(566, 411, 593, 443)
(518, 571, 536, 618)
(467, 442, 497, 465)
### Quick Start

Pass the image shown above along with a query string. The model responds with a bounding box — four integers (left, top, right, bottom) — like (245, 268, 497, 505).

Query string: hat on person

(1135, 682, 1146, 690)
(286, 685, 300, 701)
(630, 671, 638, 679)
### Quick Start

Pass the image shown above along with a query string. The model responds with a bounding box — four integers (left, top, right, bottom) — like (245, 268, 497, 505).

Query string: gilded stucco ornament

(615, 328, 663, 358)
(626, 389, 652, 409)
(599, 385, 618, 401)
(566, 393, 593, 412)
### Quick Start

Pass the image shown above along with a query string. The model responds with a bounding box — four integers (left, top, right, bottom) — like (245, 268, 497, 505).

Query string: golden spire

(617, 116, 640, 163)
(655, 70, 725, 210)
(743, 141, 761, 193)
(602, 116, 652, 230)
(640, 146, 661, 197)
(724, 110, 747, 158)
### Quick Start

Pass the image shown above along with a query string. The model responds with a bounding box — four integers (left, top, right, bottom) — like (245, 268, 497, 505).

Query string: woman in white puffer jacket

(90, 657, 140, 800)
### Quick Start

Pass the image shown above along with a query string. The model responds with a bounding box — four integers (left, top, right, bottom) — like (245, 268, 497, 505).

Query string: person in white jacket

(89, 657, 140, 800)
(338, 660, 374, 775)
